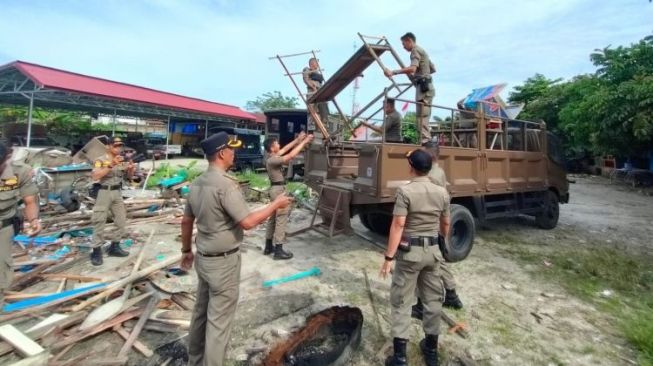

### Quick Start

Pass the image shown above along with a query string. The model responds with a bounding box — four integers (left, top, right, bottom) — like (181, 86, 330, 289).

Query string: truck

(273, 34, 569, 262)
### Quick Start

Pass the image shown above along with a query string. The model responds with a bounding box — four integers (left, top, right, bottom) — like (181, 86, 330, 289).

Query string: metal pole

(166, 116, 170, 161)
(26, 92, 34, 148)
(204, 120, 208, 139)
(112, 109, 117, 136)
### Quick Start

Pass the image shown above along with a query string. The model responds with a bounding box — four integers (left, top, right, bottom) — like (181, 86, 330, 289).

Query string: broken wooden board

(7, 351, 49, 366)
(26, 313, 69, 333)
(50, 308, 143, 350)
(117, 294, 159, 357)
(0, 324, 44, 357)
(113, 325, 153, 358)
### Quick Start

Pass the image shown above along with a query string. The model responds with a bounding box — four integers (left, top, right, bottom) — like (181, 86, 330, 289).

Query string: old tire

(535, 190, 559, 229)
(445, 204, 475, 262)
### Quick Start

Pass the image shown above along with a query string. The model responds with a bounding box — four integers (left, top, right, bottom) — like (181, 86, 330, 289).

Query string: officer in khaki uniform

(358, 98, 403, 143)
(384, 32, 436, 145)
(181, 132, 291, 365)
(380, 149, 450, 366)
(412, 142, 463, 321)
(89, 137, 134, 266)
(262, 132, 314, 260)
(303, 57, 331, 133)
(0, 143, 41, 309)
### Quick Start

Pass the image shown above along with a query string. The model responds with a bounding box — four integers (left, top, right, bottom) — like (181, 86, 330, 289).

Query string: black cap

(109, 137, 124, 146)
(200, 132, 242, 155)
(406, 149, 432, 173)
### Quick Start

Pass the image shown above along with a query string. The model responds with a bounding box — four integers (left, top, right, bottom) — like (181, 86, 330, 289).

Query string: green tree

(508, 73, 562, 107)
(402, 112, 418, 144)
(245, 91, 298, 112)
(510, 34, 653, 157)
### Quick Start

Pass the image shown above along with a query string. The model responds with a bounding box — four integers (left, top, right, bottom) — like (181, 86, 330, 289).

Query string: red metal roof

(6, 61, 258, 122)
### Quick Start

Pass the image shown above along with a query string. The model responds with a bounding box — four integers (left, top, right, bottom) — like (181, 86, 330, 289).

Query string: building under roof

(0, 60, 260, 146)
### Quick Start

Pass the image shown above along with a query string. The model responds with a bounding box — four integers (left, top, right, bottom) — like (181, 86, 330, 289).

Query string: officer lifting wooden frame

(269, 33, 417, 145)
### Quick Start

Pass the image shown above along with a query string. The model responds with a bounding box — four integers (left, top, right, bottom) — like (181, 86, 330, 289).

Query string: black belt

(409, 236, 437, 247)
(100, 184, 122, 191)
(0, 218, 13, 230)
(197, 247, 239, 258)
(270, 181, 285, 186)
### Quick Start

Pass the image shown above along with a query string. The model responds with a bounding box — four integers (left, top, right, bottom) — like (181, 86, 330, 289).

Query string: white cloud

(0, 0, 650, 115)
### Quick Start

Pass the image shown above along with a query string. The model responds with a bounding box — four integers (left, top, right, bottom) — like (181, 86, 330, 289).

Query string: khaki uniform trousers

(0, 225, 14, 309)
(391, 245, 444, 339)
(416, 85, 435, 144)
(265, 186, 289, 244)
(91, 189, 127, 248)
(188, 251, 241, 366)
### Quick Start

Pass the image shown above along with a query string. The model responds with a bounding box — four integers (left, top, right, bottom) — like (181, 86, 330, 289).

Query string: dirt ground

(218, 174, 651, 365)
(9, 174, 648, 365)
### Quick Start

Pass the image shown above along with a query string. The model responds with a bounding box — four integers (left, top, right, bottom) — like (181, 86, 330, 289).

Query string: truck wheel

(535, 190, 559, 229)
(367, 212, 391, 236)
(358, 213, 372, 231)
(445, 204, 475, 262)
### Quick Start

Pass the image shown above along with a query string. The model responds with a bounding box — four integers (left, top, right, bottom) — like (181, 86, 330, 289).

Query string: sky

(0, 0, 651, 119)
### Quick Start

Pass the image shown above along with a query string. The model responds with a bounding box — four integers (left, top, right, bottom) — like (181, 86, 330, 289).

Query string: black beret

(406, 149, 432, 173)
(200, 132, 242, 155)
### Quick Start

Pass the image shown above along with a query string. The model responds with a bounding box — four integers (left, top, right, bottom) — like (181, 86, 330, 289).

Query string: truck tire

(445, 204, 475, 262)
(358, 213, 373, 231)
(535, 190, 559, 229)
(367, 212, 391, 236)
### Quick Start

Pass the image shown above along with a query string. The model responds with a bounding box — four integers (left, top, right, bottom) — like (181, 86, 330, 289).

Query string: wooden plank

(7, 351, 49, 366)
(0, 324, 44, 357)
(0, 311, 87, 357)
(41, 273, 102, 282)
(78, 357, 128, 366)
(113, 325, 153, 358)
(117, 295, 159, 357)
(26, 313, 69, 333)
(50, 308, 143, 351)
(71, 253, 181, 312)
(9, 260, 62, 291)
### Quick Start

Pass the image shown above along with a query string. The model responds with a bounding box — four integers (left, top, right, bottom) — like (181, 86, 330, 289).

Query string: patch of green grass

(146, 160, 202, 188)
(490, 232, 653, 364)
(234, 170, 269, 189)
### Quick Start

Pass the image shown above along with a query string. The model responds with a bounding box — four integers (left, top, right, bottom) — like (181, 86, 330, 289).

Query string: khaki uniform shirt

(0, 163, 38, 220)
(410, 45, 436, 79)
(93, 154, 125, 186)
(303, 67, 324, 95)
(393, 176, 450, 237)
(410, 45, 436, 100)
(428, 163, 447, 188)
(266, 154, 285, 183)
(384, 110, 402, 142)
(184, 166, 250, 253)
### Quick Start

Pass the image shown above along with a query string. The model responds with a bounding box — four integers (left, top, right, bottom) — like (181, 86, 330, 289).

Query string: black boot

(411, 297, 424, 320)
(90, 247, 103, 266)
(419, 334, 439, 366)
(263, 239, 274, 255)
(443, 289, 463, 310)
(106, 241, 129, 257)
(273, 244, 293, 260)
(385, 337, 408, 366)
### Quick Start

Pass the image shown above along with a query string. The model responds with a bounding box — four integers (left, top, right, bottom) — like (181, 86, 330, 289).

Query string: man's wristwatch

(181, 248, 192, 254)
(384, 255, 394, 261)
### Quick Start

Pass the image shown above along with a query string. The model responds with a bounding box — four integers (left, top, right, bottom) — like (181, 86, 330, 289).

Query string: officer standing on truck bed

(380, 149, 450, 366)
(384, 32, 436, 145)
(262, 132, 314, 260)
(0, 142, 41, 309)
(89, 137, 134, 266)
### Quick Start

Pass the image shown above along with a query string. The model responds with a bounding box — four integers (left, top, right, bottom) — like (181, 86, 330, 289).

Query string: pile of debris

(2, 176, 198, 366)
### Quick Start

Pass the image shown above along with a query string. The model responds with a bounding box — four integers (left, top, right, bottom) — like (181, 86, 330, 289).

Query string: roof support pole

(204, 120, 208, 139)
(26, 92, 34, 148)
(111, 109, 117, 136)
(165, 116, 170, 161)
